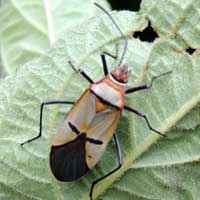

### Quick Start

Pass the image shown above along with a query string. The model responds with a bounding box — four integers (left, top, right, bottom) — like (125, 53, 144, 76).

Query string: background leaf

(141, 0, 200, 47)
(0, 0, 109, 76)
(0, 0, 200, 200)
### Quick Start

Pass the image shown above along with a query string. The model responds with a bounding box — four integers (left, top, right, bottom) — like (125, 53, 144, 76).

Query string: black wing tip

(50, 135, 90, 182)
(51, 163, 90, 182)
(50, 146, 90, 181)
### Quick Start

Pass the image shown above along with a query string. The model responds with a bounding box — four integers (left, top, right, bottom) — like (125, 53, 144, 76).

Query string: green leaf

(0, 2, 200, 200)
(0, 11, 148, 200)
(0, 0, 109, 76)
(140, 0, 200, 47)
(102, 161, 200, 200)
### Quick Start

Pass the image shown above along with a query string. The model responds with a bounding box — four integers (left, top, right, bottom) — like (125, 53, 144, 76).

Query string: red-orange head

(111, 64, 129, 84)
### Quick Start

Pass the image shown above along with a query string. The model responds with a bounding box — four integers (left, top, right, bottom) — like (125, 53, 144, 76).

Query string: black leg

(89, 133, 123, 200)
(101, 54, 109, 76)
(126, 70, 172, 94)
(124, 106, 166, 137)
(102, 43, 118, 60)
(20, 100, 75, 146)
(68, 61, 94, 84)
(101, 43, 119, 76)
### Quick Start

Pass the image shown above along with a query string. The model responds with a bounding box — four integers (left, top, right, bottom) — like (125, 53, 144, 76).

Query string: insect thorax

(90, 80, 125, 109)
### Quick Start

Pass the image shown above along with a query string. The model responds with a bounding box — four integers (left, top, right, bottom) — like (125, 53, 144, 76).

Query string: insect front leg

(126, 70, 172, 94)
(68, 61, 94, 84)
(89, 133, 123, 200)
(124, 106, 166, 137)
(101, 43, 119, 76)
(20, 100, 75, 146)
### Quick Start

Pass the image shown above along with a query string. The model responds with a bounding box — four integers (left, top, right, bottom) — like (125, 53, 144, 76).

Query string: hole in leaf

(185, 47, 196, 55)
(108, 0, 141, 11)
(133, 21, 159, 42)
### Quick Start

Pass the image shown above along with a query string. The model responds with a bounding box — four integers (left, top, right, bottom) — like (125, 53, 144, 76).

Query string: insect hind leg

(89, 133, 123, 200)
(20, 100, 75, 146)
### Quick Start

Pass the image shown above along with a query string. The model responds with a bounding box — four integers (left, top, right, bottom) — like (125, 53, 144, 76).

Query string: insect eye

(120, 67, 127, 74)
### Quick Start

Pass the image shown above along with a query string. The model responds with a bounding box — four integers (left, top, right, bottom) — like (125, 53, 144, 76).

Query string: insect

(21, 3, 172, 200)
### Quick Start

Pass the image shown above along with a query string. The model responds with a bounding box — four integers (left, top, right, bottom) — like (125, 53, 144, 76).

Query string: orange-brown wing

(52, 89, 96, 146)
(85, 108, 121, 169)
(52, 88, 121, 164)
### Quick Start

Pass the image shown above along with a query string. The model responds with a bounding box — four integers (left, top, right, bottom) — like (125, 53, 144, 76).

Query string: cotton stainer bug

(21, 3, 172, 200)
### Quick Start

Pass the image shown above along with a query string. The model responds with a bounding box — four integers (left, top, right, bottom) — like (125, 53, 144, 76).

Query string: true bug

(21, 3, 172, 200)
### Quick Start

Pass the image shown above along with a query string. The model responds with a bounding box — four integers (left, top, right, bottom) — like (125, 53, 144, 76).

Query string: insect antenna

(94, 2, 128, 66)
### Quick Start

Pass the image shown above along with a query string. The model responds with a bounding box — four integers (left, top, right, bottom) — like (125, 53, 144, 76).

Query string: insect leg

(103, 43, 119, 59)
(124, 105, 166, 137)
(126, 70, 172, 94)
(101, 43, 118, 76)
(68, 61, 94, 84)
(89, 133, 123, 200)
(20, 100, 75, 146)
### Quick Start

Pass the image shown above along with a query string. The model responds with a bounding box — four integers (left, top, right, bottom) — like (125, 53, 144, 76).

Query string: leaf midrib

(11, 0, 47, 35)
(43, 0, 56, 46)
